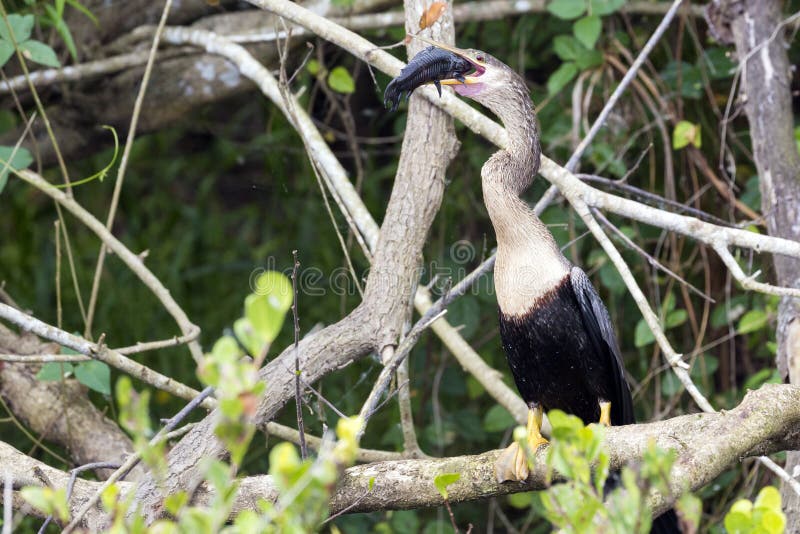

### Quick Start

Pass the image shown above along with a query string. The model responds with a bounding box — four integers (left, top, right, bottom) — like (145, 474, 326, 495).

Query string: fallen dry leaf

(419, 2, 447, 30)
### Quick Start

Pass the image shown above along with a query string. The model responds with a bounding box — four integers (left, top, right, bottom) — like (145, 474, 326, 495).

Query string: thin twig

(84, 0, 175, 345)
(62, 387, 215, 533)
(291, 250, 307, 460)
(37, 462, 121, 534)
(13, 169, 203, 362)
(0, 303, 213, 409)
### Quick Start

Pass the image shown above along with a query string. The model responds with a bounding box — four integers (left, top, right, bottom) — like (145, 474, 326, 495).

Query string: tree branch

(4, 385, 799, 523)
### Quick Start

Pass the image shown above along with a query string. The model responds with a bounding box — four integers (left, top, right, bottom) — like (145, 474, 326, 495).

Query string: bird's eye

(476, 55, 484, 61)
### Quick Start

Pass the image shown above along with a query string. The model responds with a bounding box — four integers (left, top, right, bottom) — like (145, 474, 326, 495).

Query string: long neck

(480, 79, 569, 314)
(481, 89, 559, 258)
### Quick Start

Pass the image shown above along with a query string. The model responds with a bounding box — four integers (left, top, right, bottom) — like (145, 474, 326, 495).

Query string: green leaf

(19, 40, 61, 68)
(37, 362, 74, 381)
(737, 309, 768, 334)
(634, 319, 655, 347)
(74, 360, 111, 395)
(433, 472, 460, 500)
(573, 15, 601, 49)
(574, 49, 603, 70)
(0, 40, 13, 68)
(547, 62, 578, 94)
(589, 0, 624, 16)
(547, 0, 586, 19)
(0, 145, 33, 194)
(245, 294, 286, 346)
(44, 4, 78, 62)
(754, 486, 782, 511)
(233, 317, 264, 356)
(700, 47, 736, 80)
(553, 35, 586, 61)
(164, 491, 188, 516)
(672, 120, 701, 149)
(210, 336, 243, 359)
(0, 14, 34, 43)
(306, 59, 320, 76)
(328, 66, 355, 94)
(660, 371, 681, 397)
(252, 271, 294, 311)
(665, 309, 688, 329)
(676, 493, 702, 532)
(482, 404, 516, 432)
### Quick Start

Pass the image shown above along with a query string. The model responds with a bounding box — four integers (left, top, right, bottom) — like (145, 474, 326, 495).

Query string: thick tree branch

(0, 324, 143, 481)
(3, 385, 799, 523)
(709, 0, 800, 525)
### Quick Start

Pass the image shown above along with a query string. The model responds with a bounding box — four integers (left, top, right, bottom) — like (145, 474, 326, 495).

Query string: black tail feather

(651, 508, 681, 533)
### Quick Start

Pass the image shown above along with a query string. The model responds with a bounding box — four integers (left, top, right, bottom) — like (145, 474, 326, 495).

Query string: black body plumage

(499, 267, 680, 532)
(498, 267, 633, 426)
(383, 46, 473, 111)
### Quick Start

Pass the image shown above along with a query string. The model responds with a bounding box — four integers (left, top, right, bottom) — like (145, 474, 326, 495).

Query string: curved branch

(4, 385, 799, 524)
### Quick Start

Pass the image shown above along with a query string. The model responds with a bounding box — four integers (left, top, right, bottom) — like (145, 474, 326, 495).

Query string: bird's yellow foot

(495, 404, 549, 482)
(599, 400, 611, 427)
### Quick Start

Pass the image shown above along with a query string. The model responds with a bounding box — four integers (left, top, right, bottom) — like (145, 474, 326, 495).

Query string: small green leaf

(547, 62, 578, 94)
(672, 120, 701, 149)
(573, 15, 601, 49)
(233, 317, 264, 356)
(37, 362, 74, 381)
(754, 485, 782, 511)
(0, 14, 34, 43)
(328, 66, 355, 94)
(634, 319, 655, 347)
(0, 40, 13, 68)
(368, 477, 375, 491)
(574, 49, 603, 70)
(547, 0, 586, 19)
(676, 493, 702, 531)
(589, 0, 624, 16)
(433, 472, 460, 500)
(553, 35, 586, 61)
(306, 59, 320, 76)
(74, 360, 111, 395)
(737, 309, 768, 334)
(665, 309, 688, 329)
(19, 40, 61, 68)
(0, 145, 33, 194)
(483, 404, 516, 432)
(164, 491, 188, 516)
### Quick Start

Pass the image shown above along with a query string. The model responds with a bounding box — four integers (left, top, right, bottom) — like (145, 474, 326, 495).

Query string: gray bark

(709, 0, 800, 526)
(128, 0, 459, 525)
(4, 384, 800, 526)
(0, 324, 143, 480)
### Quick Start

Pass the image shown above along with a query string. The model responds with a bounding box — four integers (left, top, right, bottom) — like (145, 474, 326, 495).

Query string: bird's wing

(570, 266, 635, 425)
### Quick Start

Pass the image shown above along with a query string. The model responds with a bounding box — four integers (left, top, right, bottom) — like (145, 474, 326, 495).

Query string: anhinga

(385, 42, 679, 533)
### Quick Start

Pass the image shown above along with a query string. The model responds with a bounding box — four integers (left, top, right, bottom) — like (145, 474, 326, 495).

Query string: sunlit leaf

(433, 472, 460, 500)
(328, 66, 355, 94)
(672, 120, 701, 149)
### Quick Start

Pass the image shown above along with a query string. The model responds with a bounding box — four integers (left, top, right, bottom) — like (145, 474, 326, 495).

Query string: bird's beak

(412, 35, 487, 85)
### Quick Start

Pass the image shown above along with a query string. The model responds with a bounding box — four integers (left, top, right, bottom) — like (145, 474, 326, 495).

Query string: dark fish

(383, 46, 473, 112)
